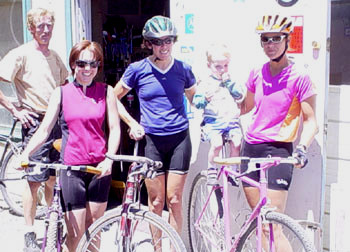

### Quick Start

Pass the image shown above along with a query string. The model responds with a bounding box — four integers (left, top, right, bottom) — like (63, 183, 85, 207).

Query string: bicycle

(4, 161, 102, 252)
(77, 143, 187, 252)
(188, 134, 317, 252)
(0, 118, 47, 218)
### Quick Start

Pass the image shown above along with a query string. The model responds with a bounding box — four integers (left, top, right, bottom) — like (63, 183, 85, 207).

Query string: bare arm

(114, 80, 144, 140)
(97, 85, 121, 177)
(185, 85, 197, 104)
(298, 95, 319, 148)
(0, 88, 17, 115)
(240, 90, 255, 115)
(106, 85, 121, 155)
(0, 87, 38, 127)
(21, 88, 61, 158)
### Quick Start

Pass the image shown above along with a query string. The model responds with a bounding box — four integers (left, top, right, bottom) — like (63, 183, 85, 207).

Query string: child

(193, 43, 245, 186)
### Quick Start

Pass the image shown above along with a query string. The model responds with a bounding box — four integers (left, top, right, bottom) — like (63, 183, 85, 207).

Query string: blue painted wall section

(22, 0, 32, 43)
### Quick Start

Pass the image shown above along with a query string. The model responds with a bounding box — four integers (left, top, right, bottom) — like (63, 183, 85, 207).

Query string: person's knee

(149, 196, 165, 212)
(45, 176, 56, 188)
(167, 194, 182, 211)
(28, 181, 42, 192)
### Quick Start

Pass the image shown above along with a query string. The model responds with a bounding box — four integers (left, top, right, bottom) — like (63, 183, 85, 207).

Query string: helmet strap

(272, 39, 288, 63)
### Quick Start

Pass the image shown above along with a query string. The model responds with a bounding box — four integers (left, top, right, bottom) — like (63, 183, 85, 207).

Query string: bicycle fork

(115, 180, 137, 250)
(42, 180, 64, 252)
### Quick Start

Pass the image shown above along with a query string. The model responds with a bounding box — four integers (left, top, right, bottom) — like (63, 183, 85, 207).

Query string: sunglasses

(75, 60, 100, 68)
(149, 37, 175, 46)
(260, 35, 286, 44)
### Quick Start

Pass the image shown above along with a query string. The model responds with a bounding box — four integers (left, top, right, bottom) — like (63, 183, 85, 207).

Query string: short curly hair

(27, 8, 55, 30)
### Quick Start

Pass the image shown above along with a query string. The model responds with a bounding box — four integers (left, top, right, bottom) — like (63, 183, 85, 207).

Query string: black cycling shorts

(60, 168, 112, 212)
(145, 129, 192, 176)
(241, 140, 293, 191)
(22, 115, 61, 182)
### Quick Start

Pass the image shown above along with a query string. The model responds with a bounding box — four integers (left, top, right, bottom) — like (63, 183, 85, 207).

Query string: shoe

(24, 232, 41, 252)
(207, 168, 218, 186)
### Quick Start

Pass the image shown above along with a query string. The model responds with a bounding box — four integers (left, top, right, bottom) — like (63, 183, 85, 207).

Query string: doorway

(89, 0, 170, 206)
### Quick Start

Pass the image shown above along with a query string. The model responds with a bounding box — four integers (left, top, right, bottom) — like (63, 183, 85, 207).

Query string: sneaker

(24, 232, 41, 252)
(207, 167, 218, 186)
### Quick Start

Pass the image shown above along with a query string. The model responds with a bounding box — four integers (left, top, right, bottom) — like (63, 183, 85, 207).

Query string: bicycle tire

(45, 211, 59, 252)
(77, 207, 187, 252)
(0, 147, 46, 218)
(236, 211, 317, 252)
(188, 171, 226, 252)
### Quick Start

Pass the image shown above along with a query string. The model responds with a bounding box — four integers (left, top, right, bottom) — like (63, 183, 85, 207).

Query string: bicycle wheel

(236, 211, 316, 252)
(77, 207, 186, 252)
(45, 211, 59, 252)
(188, 171, 226, 252)
(0, 147, 46, 218)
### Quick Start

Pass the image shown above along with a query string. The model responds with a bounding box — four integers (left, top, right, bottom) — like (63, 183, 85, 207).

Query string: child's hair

(206, 43, 231, 64)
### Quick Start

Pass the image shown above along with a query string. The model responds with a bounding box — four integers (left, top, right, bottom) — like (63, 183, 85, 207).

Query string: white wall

(327, 85, 350, 251)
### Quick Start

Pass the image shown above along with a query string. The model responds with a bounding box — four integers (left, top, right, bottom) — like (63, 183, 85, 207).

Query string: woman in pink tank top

(19, 40, 121, 251)
(240, 15, 318, 251)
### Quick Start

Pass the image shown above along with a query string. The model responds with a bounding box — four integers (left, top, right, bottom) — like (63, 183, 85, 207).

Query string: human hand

(13, 108, 38, 129)
(292, 144, 308, 169)
(221, 73, 231, 83)
(96, 159, 113, 178)
(14, 154, 30, 171)
(129, 123, 145, 140)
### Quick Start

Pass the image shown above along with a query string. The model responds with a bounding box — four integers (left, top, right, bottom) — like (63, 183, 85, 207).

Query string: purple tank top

(59, 81, 107, 165)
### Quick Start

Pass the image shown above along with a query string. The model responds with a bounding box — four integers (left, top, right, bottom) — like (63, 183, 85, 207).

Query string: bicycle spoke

(77, 208, 185, 251)
(237, 212, 316, 252)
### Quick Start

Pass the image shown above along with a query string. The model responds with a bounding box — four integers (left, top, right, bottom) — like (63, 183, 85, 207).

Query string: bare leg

(64, 208, 86, 252)
(145, 175, 166, 251)
(208, 134, 223, 165)
(23, 181, 41, 226)
(44, 176, 55, 206)
(165, 173, 187, 234)
(84, 201, 108, 252)
(243, 187, 292, 252)
(229, 140, 240, 157)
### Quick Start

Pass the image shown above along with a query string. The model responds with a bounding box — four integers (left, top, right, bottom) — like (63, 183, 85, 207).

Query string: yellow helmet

(256, 15, 293, 34)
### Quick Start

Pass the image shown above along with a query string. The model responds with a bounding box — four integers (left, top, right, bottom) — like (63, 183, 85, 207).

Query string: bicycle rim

(0, 148, 46, 218)
(236, 211, 316, 252)
(77, 207, 186, 252)
(188, 171, 226, 252)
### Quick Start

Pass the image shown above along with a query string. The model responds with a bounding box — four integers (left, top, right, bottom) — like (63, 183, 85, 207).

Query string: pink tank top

(59, 81, 107, 165)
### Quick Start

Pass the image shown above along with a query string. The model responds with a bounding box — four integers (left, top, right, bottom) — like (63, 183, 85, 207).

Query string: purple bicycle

(188, 136, 317, 251)
(18, 161, 101, 252)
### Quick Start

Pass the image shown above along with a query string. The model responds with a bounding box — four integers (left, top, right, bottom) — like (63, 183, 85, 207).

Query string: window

(0, 0, 23, 126)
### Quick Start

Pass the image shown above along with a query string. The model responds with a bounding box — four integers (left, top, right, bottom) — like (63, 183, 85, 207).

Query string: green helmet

(142, 16, 177, 40)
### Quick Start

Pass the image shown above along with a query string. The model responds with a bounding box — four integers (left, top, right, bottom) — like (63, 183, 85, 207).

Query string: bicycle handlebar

(105, 153, 163, 169)
(20, 162, 101, 175)
(213, 156, 298, 166)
